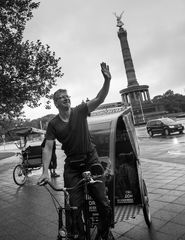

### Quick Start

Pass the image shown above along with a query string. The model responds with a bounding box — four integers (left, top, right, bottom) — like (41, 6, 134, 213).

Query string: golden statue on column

(113, 11, 124, 28)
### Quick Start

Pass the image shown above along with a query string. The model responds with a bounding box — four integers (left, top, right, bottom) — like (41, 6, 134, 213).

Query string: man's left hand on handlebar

(37, 172, 50, 186)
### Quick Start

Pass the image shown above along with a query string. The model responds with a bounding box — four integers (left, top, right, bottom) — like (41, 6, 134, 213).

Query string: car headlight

(169, 126, 175, 128)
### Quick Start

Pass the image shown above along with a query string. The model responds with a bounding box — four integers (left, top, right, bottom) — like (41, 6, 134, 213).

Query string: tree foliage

(0, 0, 63, 119)
(152, 90, 185, 113)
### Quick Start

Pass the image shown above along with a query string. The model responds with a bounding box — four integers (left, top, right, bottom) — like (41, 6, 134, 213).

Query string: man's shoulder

(74, 102, 88, 113)
(49, 115, 59, 125)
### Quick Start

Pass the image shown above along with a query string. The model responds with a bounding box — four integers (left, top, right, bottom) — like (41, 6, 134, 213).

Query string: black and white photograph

(1, 1, 185, 239)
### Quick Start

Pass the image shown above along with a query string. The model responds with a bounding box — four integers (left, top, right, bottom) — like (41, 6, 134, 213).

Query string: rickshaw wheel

(13, 164, 27, 186)
(142, 179, 152, 228)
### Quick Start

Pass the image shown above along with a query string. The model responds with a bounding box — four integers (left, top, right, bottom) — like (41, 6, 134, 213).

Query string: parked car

(146, 117, 184, 137)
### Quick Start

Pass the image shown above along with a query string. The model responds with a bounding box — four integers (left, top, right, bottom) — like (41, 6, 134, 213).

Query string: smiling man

(38, 62, 112, 240)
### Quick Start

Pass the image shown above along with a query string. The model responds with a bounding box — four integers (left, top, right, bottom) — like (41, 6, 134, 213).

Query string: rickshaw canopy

(88, 107, 140, 159)
(8, 127, 46, 137)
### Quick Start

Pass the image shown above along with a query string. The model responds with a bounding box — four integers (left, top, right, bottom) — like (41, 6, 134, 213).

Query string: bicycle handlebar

(42, 171, 103, 192)
(46, 181, 68, 192)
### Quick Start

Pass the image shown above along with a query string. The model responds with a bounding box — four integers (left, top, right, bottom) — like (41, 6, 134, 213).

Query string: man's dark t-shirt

(45, 103, 96, 160)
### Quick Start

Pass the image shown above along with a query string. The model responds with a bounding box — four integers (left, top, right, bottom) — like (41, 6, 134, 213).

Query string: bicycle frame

(43, 171, 106, 240)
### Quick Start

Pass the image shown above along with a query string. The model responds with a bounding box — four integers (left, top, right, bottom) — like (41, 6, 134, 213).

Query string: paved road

(136, 118, 185, 165)
(1, 120, 185, 240)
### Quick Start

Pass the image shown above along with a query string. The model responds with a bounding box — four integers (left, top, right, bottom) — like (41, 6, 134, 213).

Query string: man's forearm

(42, 148, 52, 172)
(96, 78, 111, 104)
(87, 62, 111, 113)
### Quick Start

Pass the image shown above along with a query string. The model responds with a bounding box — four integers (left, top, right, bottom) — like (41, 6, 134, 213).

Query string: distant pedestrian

(41, 138, 60, 178)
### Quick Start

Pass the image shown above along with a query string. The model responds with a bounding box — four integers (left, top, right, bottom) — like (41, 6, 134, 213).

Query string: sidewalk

(0, 150, 185, 240)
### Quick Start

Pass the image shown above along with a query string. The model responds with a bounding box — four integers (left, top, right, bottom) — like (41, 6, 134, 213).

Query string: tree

(163, 89, 174, 97)
(0, 0, 63, 119)
(152, 89, 185, 113)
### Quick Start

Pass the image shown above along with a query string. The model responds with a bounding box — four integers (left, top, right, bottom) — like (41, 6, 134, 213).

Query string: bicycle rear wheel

(13, 164, 27, 186)
(142, 179, 152, 228)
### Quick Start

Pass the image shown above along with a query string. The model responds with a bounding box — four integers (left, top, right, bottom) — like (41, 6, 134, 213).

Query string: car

(146, 117, 184, 137)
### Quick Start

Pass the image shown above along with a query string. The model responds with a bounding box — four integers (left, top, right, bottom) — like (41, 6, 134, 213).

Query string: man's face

(55, 92, 71, 110)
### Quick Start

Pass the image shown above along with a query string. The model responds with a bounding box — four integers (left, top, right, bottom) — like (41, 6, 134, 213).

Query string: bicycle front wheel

(13, 164, 27, 186)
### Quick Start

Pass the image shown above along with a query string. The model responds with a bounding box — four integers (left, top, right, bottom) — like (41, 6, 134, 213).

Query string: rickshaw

(37, 106, 151, 239)
(8, 127, 46, 186)
(87, 106, 152, 228)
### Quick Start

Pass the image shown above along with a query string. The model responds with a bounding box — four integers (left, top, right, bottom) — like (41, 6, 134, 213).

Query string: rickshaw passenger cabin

(22, 145, 42, 168)
(8, 127, 45, 168)
(88, 107, 143, 224)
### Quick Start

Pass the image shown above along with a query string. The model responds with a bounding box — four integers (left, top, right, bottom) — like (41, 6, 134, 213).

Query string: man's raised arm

(87, 62, 111, 113)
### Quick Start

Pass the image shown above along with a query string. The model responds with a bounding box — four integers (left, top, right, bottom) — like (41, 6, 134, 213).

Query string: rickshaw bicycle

(40, 107, 151, 239)
(40, 163, 115, 240)
(8, 127, 45, 186)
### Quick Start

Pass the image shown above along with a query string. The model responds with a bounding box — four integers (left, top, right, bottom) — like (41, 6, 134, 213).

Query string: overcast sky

(23, 0, 185, 120)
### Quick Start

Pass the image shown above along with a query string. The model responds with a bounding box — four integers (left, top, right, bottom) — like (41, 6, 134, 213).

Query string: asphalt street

(0, 117, 185, 240)
(136, 118, 185, 165)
